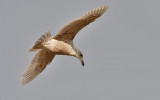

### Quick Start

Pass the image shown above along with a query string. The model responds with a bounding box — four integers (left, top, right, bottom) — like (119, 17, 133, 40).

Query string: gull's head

(74, 48, 84, 66)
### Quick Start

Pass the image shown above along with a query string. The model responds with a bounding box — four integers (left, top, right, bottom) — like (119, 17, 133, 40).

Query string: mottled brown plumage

(21, 5, 108, 85)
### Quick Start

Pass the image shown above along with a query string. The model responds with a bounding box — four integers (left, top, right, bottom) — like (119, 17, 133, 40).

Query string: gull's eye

(80, 53, 83, 57)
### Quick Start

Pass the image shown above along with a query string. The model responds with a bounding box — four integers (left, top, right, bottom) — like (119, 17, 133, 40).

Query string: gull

(21, 5, 108, 85)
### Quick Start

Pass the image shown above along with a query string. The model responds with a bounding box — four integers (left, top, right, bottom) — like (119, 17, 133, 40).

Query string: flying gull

(21, 5, 108, 85)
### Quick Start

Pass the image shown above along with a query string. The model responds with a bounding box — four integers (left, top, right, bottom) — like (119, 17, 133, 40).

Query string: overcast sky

(1, 0, 160, 100)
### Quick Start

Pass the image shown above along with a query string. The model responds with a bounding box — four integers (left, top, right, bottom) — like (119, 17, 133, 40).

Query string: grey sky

(1, 0, 160, 100)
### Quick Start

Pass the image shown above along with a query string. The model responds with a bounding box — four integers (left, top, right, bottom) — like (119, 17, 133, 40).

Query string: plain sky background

(1, 0, 160, 100)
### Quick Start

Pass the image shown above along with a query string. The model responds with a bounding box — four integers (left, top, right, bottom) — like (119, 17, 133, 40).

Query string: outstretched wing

(21, 49, 55, 85)
(53, 5, 108, 41)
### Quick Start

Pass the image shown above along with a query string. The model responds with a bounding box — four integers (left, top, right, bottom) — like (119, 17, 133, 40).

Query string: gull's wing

(53, 5, 108, 41)
(21, 49, 55, 85)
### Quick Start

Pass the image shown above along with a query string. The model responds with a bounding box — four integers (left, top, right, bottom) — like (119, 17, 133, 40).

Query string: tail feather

(29, 31, 52, 52)
(35, 31, 52, 45)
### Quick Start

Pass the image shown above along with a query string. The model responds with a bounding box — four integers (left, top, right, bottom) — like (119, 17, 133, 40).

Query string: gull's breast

(42, 39, 74, 55)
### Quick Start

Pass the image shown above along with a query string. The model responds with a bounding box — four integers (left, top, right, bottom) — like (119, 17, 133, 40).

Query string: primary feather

(21, 50, 55, 85)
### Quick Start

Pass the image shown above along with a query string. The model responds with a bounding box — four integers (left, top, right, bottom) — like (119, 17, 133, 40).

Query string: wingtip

(21, 74, 30, 85)
(101, 5, 108, 12)
(21, 77, 27, 85)
(103, 5, 108, 8)
(20, 73, 36, 85)
(21, 76, 32, 85)
(95, 5, 108, 15)
(21, 81, 26, 85)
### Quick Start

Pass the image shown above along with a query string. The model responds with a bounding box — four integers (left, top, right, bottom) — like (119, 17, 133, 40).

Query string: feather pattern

(29, 31, 52, 52)
(21, 49, 55, 85)
(53, 5, 108, 41)
(21, 5, 108, 85)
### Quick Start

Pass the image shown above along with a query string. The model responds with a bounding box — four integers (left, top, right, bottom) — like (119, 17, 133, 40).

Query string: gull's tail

(29, 31, 52, 52)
